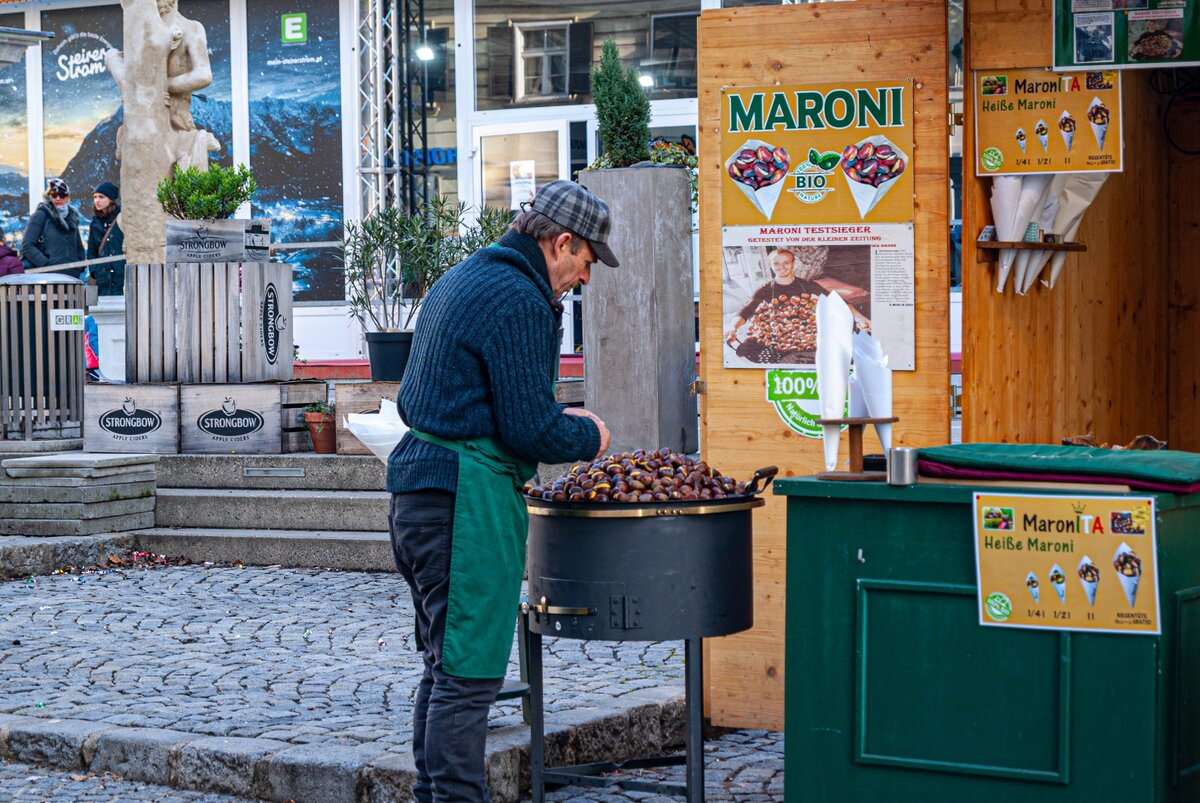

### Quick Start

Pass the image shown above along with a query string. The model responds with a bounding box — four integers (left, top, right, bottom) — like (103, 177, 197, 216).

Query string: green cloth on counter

(917, 443, 1200, 485)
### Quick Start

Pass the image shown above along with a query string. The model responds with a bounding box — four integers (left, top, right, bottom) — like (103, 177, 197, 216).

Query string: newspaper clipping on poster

(721, 224, 914, 371)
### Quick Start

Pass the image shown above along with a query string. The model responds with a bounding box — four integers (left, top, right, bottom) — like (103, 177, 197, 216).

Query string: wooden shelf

(975, 240, 1087, 263)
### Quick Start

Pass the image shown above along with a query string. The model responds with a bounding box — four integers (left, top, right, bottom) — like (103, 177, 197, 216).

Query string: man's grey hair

(510, 210, 585, 254)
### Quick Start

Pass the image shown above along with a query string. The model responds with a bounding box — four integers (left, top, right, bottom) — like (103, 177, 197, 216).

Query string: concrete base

(136, 527, 395, 572)
(0, 438, 84, 454)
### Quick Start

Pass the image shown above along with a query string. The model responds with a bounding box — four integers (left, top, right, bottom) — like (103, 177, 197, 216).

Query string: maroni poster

(719, 81, 916, 371)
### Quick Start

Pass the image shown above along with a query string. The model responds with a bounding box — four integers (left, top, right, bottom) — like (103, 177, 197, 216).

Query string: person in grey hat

(386, 180, 616, 802)
(20, 178, 85, 277)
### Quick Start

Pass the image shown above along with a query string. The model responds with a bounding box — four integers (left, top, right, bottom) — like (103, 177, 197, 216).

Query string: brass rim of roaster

(526, 497, 765, 518)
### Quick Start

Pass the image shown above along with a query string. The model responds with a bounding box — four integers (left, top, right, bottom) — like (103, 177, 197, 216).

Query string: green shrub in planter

(157, 163, 256, 220)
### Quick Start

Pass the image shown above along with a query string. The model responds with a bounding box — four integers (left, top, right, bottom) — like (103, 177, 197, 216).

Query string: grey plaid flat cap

(529, 180, 619, 267)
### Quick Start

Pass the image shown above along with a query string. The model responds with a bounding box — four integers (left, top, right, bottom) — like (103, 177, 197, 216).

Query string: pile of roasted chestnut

(524, 448, 749, 503)
(746, 292, 818, 352)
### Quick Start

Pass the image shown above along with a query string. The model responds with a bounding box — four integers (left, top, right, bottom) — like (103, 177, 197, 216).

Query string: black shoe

(86, 368, 101, 383)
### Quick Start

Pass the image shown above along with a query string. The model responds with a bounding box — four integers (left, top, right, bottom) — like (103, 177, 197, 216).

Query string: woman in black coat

(20, 179, 85, 277)
(87, 181, 125, 296)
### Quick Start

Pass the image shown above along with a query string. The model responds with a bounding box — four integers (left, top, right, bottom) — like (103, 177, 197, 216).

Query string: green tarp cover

(918, 443, 1200, 486)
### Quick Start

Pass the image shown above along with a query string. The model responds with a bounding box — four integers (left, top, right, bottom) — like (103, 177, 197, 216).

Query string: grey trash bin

(0, 273, 86, 441)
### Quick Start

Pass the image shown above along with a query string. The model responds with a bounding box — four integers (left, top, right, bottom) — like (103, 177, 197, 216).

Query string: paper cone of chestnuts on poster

(840, 135, 907, 220)
(726, 140, 790, 220)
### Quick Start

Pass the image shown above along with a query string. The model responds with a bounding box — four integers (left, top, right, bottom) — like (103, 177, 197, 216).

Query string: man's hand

(564, 407, 611, 458)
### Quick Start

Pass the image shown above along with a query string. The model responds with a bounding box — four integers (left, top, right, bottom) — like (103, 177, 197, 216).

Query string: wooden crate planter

(334, 381, 399, 456)
(83, 383, 180, 454)
(124, 262, 293, 385)
(180, 383, 282, 455)
(279, 380, 329, 453)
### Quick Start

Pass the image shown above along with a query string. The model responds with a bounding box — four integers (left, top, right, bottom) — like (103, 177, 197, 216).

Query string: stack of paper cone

(816, 292, 853, 471)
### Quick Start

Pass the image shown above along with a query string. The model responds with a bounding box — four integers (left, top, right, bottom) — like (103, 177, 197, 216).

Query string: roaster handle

(746, 465, 778, 496)
(521, 596, 597, 618)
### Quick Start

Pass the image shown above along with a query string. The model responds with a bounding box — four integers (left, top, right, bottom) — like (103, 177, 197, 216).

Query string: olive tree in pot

(580, 39, 699, 454)
(343, 197, 510, 382)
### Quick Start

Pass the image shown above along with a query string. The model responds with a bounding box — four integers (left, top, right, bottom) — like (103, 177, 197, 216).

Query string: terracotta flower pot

(305, 411, 336, 453)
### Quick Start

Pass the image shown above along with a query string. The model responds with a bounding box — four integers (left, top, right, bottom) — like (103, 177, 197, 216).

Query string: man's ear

(553, 232, 573, 255)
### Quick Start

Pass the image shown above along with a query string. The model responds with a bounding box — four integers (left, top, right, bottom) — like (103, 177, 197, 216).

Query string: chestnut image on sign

(525, 448, 750, 504)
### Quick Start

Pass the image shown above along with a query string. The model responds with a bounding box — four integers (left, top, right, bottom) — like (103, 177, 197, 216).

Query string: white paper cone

(1061, 130, 1074, 152)
(1036, 119, 1049, 152)
(989, 176, 1023, 293)
(816, 292, 854, 471)
(1020, 178, 1065, 293)
(724, 139, 789, 221)
(1077, 555, 1099, 607)
(1017, 128, 1027, 154)
(1118, 573, 1140, 608)
(1029, 586, 1040, 603)
(1059, 110, 1077, 153)
(1026, 572, 1040, 604)
(848, 372, 869, 418)
(1091, 122, 1108, 151)
(842, 135, 908, 220)
(1051, 564, 1066, 603)
(1113, 542, 1142, 608)
(1044, 174, 1109, 288)
(1002, 175, 1052, 295)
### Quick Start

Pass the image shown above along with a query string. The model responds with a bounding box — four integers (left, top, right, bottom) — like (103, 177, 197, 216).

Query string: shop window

(649, 13, 698, 93)
(0, 12, 29, 241)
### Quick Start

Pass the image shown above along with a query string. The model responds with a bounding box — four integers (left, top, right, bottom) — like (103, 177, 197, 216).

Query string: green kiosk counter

(777, 445, 1200, 802)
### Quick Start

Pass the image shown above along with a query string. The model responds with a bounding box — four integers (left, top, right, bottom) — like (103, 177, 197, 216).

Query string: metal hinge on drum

(522, 596, 596, 622)
(610, 595, 642, 630)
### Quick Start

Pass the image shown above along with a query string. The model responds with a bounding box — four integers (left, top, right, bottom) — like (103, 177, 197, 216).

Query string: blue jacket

(387, 230, 600, 493)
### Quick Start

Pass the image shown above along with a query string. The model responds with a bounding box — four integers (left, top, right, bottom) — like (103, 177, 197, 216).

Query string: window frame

(514, 20, 571, 102)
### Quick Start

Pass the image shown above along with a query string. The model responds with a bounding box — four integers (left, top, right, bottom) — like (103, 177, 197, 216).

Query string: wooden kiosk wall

(697, 1, 950, 729)
(963, 1, 1200, 448)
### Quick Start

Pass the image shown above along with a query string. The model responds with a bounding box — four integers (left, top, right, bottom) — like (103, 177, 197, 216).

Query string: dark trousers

(390, 491, 504, 803)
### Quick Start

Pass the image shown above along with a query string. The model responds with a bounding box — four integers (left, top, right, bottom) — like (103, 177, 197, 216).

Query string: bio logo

(788, 148, 841, 205)
(984, 592, 1013, 622)
(981, 147, 1004, 172)
(281, 13, 307, 44)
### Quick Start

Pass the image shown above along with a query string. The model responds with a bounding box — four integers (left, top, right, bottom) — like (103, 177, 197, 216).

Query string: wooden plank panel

(1168, 103, 1200, 451)
(270, 262, 294, 382)
(199, 264, 216, 383)
(967, 0, 1052, 70)
(177, 263, 199, 384)
(697, 0, 949, 730)
(163, 263, 178, 382)
(148, 264, 164, 382)
(19, 286, 31, 437)
(84, 383, 180, 454)
(125, 264, 138, 381)
(213, 263, 228, 382)
(180, 383, 281, 455)
(227, 263, 241, 382)
(962, 73, 1171, 442)
(32, 287, 44, 424)
(240, 262, 268, 382)
(335, 381, 400, 455)
(1, 289, 11, 431)
(136, 266, 151, 383)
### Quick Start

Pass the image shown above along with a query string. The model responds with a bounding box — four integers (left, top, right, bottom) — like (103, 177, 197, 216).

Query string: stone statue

(106, 0, 219, 263)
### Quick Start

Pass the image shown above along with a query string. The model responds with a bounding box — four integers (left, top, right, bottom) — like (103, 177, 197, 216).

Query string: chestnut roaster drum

(522, 467, 775, 642)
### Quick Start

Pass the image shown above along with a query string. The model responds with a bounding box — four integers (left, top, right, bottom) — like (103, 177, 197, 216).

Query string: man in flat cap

(387, 180, 618, 801)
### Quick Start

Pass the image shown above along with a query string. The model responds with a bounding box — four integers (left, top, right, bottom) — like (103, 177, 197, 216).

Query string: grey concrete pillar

(580, 166, 698, 455)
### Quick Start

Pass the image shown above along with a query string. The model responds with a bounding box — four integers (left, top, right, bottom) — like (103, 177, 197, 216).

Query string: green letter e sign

(281, 13, 307, 44)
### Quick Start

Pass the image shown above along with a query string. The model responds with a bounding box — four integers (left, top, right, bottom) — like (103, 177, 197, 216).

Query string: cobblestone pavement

(0, 758, 253, 802)
(541, 730, 784, 802)
(0, 728, 783, 802)
(0, 566, 683, 750)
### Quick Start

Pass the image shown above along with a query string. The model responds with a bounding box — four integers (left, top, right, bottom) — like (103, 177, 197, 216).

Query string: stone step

(0, 512, 156, 537)
(156, 454, 386, 492)
(155, 488, 390, 532)
(135, 527, 395, 572)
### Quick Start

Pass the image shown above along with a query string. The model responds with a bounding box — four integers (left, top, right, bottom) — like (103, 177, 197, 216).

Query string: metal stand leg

(685, 637, 705, 803)
(529, 627, 545, 803)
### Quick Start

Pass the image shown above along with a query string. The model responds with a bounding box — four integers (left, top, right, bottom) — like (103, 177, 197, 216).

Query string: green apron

(409, 428, 538, 679)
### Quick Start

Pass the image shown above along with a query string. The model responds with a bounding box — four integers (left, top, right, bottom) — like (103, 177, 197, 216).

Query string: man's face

(547, 235, 597, 297)
(157, 0, 177, 16)
(770, 252, 795, 282)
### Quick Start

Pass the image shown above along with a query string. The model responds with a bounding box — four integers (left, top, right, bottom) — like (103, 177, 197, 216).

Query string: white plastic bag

(344, 398, 409, 465)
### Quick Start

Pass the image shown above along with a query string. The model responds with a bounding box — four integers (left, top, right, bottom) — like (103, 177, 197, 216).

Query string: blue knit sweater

(387, 230, 601, 494)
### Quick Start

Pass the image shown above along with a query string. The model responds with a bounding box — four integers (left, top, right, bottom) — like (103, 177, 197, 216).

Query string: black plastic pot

(365, 330, 414, 382)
